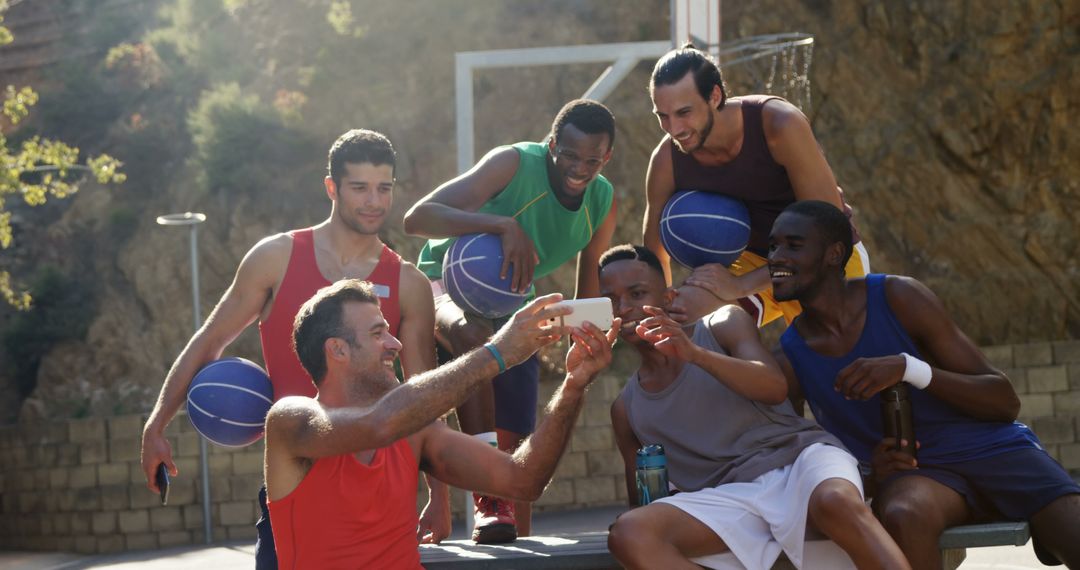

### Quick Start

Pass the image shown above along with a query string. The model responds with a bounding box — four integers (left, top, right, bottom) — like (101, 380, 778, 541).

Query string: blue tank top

(780, 274, 1041, 465)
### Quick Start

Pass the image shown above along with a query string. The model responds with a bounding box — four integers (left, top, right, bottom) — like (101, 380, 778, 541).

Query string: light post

(155, 212, 212, 545)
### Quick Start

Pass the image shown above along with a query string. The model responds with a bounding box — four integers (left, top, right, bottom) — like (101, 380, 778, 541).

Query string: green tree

(0, 2, 125, 308)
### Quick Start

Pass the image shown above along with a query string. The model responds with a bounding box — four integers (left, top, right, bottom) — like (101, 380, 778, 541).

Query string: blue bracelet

(483, 343, 506, 374)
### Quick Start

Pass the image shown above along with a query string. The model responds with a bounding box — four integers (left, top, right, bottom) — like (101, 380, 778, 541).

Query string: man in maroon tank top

(139, 130, 452, 567)
(643, 45, 870, 329)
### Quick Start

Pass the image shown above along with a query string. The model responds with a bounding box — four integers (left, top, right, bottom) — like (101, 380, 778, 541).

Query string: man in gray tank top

(600, 245, 908, 570)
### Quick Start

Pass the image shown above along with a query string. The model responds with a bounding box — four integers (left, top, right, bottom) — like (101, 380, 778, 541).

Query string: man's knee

(809, 479, 869, 528)
(608, 510, 658, 558)
(875, 487, 946, 538)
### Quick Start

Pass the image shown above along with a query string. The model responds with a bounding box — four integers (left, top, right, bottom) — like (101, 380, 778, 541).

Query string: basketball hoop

(719, 32, 815, 114)
(673, 1, 816, 113)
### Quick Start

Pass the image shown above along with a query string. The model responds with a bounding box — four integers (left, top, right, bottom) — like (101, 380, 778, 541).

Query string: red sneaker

(471, 493, 517, 544)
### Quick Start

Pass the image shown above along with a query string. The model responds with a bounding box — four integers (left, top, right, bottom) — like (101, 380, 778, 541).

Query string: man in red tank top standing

(643, 45, 870, 328)
(139, 130, 451, 568)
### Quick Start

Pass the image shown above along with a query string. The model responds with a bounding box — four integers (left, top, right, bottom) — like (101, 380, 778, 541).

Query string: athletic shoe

(471, 493, 517, 544)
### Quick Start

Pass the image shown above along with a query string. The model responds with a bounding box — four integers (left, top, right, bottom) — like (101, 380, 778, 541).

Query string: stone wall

(1, 340, 1077, 554)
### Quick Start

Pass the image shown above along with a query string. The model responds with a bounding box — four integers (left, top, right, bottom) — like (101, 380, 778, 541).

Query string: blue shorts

(883, 446, 1080, 564)
(436, 343, 539, 436)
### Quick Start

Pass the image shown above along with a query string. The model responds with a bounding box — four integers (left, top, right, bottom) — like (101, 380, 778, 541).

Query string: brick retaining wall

(1, 340, 1077, 554)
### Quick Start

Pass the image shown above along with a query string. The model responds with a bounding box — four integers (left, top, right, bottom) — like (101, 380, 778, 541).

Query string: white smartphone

(548, 298, 614, 330)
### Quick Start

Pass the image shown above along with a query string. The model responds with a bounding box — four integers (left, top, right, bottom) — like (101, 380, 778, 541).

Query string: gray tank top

(622, 316, 845, 492)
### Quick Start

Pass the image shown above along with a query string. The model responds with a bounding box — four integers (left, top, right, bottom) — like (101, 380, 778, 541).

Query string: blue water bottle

(635, 444, 669, 505)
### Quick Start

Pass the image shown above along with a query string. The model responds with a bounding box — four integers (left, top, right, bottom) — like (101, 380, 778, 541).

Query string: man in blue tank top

(601, 245, 908, 569)
(773, 201, 1080, 568)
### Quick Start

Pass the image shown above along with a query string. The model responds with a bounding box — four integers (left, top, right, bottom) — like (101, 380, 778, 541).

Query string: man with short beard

(643, 45, 870, 329)
(265, 280, 617, 568)
(140, 130, 451, 568)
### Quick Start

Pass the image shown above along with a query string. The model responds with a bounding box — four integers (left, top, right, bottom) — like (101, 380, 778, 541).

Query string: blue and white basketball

(660, 190, 751, 268)
(187, 357, 274, 448)
(442, 233, 529, 319)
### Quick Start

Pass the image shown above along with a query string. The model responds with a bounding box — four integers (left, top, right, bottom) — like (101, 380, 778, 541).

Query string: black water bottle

(881, 383, 917, 457)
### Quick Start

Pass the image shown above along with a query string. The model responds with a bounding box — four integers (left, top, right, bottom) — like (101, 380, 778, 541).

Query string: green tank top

(417, 141, 614, 282)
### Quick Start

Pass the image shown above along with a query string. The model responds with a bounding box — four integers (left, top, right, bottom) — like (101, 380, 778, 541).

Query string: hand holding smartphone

(156, 463, 170, 506)
(548, 298, 614, 330)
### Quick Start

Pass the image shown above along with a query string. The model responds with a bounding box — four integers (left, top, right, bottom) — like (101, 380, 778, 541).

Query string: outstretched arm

(834, 276, 1019, 421)
(403, 146, 536, 293)
(140, 235, 286, 492)
(419, 321, 619, 501)
(267, 294, 573, 463)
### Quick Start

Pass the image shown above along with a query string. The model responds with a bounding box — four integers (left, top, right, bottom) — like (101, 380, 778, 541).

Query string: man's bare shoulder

(397, 260, 434, 304)
(266, 395, 321, 431)
(243, 232, 294, 270)
(649, 136, 674, 164)
(706, 303, 758, 340)
(760, 98, 811, 138)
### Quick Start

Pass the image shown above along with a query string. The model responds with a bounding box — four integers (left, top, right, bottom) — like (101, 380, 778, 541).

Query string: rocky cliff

(1, 0, 1076, 422)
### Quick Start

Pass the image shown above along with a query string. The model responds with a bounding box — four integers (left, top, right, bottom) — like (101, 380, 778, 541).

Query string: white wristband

(900, 352, 932, 389)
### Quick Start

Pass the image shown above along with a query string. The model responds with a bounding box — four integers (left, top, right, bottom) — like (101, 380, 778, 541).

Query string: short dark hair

(327, 129, 396, 187)
(598, 244, 664, 277)
(549, 99, 616, 149)
(650, 44, 727, 110)
(782, 201, 854, 267)
(293, 279, 381, 385)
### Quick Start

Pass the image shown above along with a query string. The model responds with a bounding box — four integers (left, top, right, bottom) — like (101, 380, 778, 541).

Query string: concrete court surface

(0, 505, 1048, 569)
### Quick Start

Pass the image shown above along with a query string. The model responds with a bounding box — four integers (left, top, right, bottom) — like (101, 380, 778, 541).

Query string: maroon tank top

(671, 95, 795, 256)
(258, 228, 402, 400)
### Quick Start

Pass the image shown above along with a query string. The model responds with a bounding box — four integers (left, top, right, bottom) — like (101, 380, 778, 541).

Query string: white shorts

(656, 443, 862, 570)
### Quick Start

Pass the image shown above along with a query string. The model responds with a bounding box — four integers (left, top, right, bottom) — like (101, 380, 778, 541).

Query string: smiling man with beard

(404, 99, 618, 543)
(140, 130, 451, 568)
(265, 279, 617, 568)
(642, 45, 870, 329)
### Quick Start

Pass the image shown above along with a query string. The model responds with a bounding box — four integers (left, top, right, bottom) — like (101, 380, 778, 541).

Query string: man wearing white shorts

(600, 245, 908, 570)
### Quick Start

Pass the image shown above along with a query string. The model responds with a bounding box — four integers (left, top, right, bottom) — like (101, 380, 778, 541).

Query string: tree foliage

(0, 5, 126, 309)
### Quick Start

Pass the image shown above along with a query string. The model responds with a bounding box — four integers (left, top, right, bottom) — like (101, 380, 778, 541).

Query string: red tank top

(268, 438, 421, 569)
(258, 228, 403, 400)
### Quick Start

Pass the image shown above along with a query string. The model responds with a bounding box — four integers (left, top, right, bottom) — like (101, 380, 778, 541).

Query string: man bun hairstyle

(293, 279, 381, 385)
(783, 200, 854, 267)
(550, 99, 616, 149)
(650, 43, 728, 110)
(327, 129, 397, 187)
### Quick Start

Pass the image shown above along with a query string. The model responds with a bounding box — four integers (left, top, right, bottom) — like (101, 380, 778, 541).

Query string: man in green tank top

(404, 99, 618, 543)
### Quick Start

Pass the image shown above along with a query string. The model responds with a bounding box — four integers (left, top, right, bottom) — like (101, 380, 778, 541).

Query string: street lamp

(155, 212, 212, 545)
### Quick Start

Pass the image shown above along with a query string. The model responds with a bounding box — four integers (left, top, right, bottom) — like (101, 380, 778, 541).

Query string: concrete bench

(419, 521, 1031, 569)
(940, 521, 1031, 570)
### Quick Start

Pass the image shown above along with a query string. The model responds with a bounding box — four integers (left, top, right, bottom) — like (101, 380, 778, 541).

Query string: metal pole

(189, 224, 212, 546)
(157, 212, 210, 544)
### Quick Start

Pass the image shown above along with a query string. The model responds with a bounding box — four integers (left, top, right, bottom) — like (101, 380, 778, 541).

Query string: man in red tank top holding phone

(643, 45, 870, 328)
(139, 130, 451, 568)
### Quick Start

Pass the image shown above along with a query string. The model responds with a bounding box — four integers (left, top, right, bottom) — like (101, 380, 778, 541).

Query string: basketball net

(719, 33, 815, 114)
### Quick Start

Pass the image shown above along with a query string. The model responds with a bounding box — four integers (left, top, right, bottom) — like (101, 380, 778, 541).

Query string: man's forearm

(510, 380, 588, 500)
(370, 345, 503, 444)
